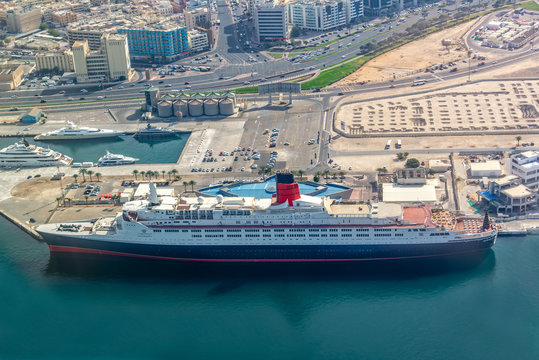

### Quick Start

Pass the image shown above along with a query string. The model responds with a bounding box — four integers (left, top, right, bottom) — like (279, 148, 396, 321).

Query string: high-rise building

(71, 33, 133, 83)
(117, 26, 189, 62)
(363, 0, 393, 17)
(6, 6, 42, 33)
(288, 0, 360, 32)
(254, 2, 288, 41)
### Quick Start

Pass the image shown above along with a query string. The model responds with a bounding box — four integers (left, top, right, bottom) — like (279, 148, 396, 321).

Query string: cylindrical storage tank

(157, 100, 173, 117)
(173, 99, 189, 115)
(204, 98, 219, 116)
(188, 99, 203, 117)
(219, 98, 235, 116)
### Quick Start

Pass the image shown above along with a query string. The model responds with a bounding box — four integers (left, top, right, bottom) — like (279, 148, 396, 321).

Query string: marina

(0, 134, 190, 165)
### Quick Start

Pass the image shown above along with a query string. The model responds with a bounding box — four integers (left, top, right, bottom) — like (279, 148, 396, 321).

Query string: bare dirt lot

(335, 19, 488, 85)
(11, 178, 63, 200)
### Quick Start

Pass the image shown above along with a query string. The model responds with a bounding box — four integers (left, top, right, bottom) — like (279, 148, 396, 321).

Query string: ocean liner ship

(0, 140, 72, 168)
(35, 173, 496, 262)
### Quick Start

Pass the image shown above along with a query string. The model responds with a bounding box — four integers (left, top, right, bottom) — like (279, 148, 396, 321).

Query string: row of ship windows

(157, 228, 407, 233)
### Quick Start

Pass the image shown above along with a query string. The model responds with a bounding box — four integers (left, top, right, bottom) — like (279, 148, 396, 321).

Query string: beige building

(72, 33, 133, 83)
(184, 7, 210, 30)
(51, 10, 78, 26)
(6, 6, 42, 33)
(0, 62, 24, 90)
(35, 51, 74, 72)
(188, 29, 209, 52)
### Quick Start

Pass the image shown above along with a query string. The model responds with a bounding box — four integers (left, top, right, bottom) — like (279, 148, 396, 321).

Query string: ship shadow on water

(45, 250, 496, 289)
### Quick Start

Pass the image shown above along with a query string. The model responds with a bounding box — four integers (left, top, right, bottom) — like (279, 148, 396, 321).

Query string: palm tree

(140, 171, 146, 180)
(183, 181, 189, 192)
(516, 136, 522, 146)
(78, 168, 87, 182)
(161, 170, 166, 179)
(95, 172, 101, 182)
(298, 169, 305, 181)
(132, 169, 139, 180)
(167, 170, 172, 181)
(338, 171, 345, 178)
(258, 165, 267, 179)
(87, 170, 93, 182)
(189, 180, 196, 192)
(171, 169, 178, 181)
(84, 195, 89, 204)
(55, 197, 62, 206)
(73, 174, 78, 183)
(323, 170, 330, 180)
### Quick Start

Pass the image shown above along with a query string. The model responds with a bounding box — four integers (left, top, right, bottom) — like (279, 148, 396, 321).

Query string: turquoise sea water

(1, 215, 539, 359)
(0, 134, 190, 164)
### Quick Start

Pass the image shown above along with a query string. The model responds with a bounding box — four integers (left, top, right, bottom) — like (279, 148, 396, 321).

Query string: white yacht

(34, 121, 123, 140)
(97, 151, 139, 166)
(0, 140, 72, 168)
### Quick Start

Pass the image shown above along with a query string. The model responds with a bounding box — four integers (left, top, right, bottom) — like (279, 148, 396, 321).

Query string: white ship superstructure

(36, 174, 497, 262)
(0, 140, 72, 168)
(35, 121, 123, 140)
(97, 151, 139, 166)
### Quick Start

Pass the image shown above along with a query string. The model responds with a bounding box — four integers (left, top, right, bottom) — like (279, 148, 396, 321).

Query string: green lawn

(268, 53, 283, 59)
(234, 86, 259, 94)
(301, 57, 372, 90)
(519, 1, 539, 10)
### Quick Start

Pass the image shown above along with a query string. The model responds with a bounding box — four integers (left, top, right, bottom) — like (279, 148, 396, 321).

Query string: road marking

(431, 73, 444, 82)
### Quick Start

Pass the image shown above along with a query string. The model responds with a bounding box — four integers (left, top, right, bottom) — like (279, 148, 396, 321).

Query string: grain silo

(219, 98, 235, 116)
(157, 100, 173, 117)
(188, 99, 204, 117)
(204, 98, 219, 116)
(173, 99, 189, 116)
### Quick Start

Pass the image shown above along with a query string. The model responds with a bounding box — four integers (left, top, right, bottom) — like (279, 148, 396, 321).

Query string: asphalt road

(0, 0, 527, 109)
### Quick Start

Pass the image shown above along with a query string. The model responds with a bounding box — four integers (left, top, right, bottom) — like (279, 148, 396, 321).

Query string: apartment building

(51, 10, 78, 27)
(511, 151, 539, 190)
(363, 0, 393, 17)
(188, 29, 209, 52)
(254, 2, 288, 41)
(479, 175, 537, 215)
(288, 0, 362, 32)
(6, 6, 42, 33)
(117, 25, 189, 62)
(184, 6, 210, 30)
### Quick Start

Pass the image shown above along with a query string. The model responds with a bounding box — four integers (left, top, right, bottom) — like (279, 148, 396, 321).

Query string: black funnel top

(276, 172, 294, 184)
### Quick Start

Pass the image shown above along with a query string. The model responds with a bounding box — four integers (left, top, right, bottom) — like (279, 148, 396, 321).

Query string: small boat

(35, 121, 123, 141)
(72, 162, 82, 168)
(97, 151, 139, 166)
(134, 123, 178, 139)
(82, 162, 94, 168)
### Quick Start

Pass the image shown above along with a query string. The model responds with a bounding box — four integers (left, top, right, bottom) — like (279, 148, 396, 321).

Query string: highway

(0, 0, 530, 109)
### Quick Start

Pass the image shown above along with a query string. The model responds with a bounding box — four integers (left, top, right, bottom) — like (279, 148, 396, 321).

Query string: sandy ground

(11, 177, 63, 200)
(334, 17, 507, 86)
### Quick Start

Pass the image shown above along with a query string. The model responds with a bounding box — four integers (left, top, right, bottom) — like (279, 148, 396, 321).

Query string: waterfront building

(72, 33, 133, 83)
(188, 29, 209, 52)
(479, 175, 537, 215)
(254, 2, 288, 41)
(511, 151, 539, 190)
(118, 25, 189, 62)
(35, 51, 75, 72)
(6, 6, 41, 33)
(20, 108, 42, 124)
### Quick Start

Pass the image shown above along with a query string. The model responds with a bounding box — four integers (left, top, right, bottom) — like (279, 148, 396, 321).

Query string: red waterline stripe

(48, 245, 488, 263)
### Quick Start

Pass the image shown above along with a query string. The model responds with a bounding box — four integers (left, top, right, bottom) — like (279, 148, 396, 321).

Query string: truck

(396, 139, 402, 149)
(385, 140, 392, 150)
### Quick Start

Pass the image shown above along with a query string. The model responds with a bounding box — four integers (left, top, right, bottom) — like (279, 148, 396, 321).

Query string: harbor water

(0, 134, 190, 164)
(1, 216, 539, 359)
